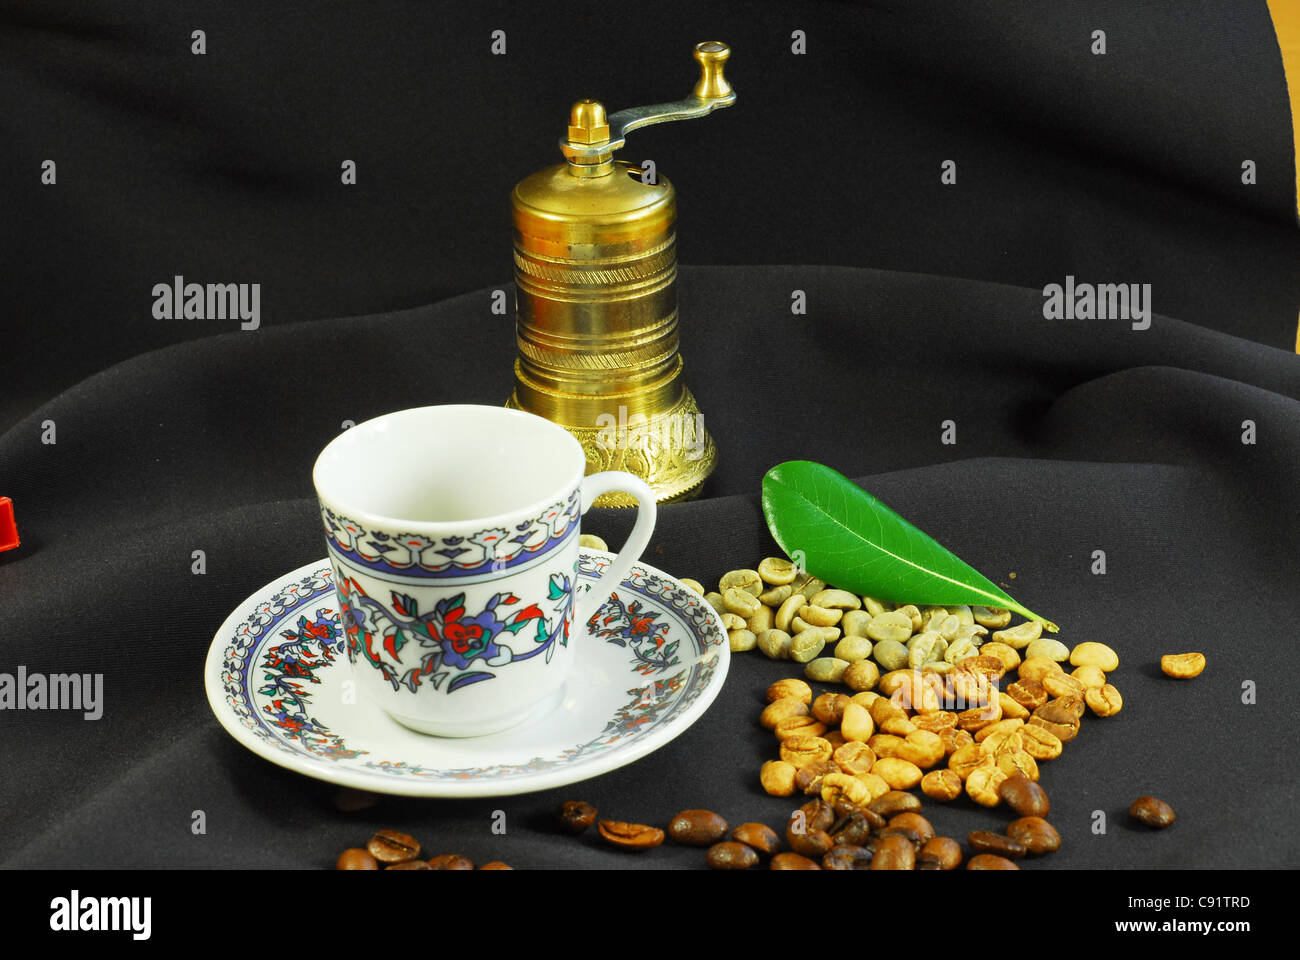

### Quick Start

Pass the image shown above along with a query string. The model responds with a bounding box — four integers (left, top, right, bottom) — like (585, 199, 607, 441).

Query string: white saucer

(204, 550, 729, 797)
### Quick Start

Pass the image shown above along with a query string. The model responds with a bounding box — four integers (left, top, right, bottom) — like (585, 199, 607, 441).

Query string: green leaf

(761, 460, 1057, 632)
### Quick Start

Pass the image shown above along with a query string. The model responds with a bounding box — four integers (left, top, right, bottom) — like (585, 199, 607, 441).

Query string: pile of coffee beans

(335, 829, 512, 870)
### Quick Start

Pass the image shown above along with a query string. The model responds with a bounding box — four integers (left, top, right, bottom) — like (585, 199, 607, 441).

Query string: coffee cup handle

(576, 472, 658, 620)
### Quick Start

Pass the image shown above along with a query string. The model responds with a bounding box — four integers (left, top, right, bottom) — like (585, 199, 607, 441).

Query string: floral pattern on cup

(320, 488, 581, 579)
(335, 570, 575, 695)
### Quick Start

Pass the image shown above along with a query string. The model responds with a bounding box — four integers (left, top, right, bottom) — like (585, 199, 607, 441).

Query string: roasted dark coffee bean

(885, 812, 935, 846)
(822, 844, 874, 870)
(968, 831, 1027, 859)
(559, 800, 598, 834)
(830, 811, 883, 846)
(869, 834, 916, 870)
(998, 772, 1050, 818)
(706, 841, 759, 870)
(731, 823, 781, 856)
(867, 790, 923, 819)
(795, 760, 841, 795)
(967, 853, 1019, 870)
(668, 809, 729, 846)
(918, 837, 963, 871)
(336, 848, 379, 870)
(786, 826, 833, 859)
(479, 861, 513, 870)
(771, 852, 821, 870)
(367, 829, 420, 864)
(1130, 796, 1176, 828)
(427, 854, 474, 870)
(795, 798, 836, 834)
(385, 859, 432, 870)
(1006, 817, 1061, 855)
(598, 820, 665, 850)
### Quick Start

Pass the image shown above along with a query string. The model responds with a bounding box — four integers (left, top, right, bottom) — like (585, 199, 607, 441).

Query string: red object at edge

(0, 497, 18, 551)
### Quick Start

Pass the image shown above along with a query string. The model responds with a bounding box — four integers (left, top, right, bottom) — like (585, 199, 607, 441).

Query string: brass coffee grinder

(506, 41, 735, 506)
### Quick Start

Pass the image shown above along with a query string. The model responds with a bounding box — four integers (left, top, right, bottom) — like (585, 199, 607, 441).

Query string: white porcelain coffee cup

(312, 405, 656, 737)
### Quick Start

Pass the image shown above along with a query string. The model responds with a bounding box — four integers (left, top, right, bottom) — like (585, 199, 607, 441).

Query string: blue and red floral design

(587, 592, 679, 675)
(335, 571, 574, 694)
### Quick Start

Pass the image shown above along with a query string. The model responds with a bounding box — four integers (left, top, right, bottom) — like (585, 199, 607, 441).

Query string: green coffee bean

(862, 596, 888, 616)
(798, 577, 828, 599)
(992, 621, 1042, 650)
(789, 633, 825, 663)
(843, 659, 880, 692)
(758, 629, 793, 660)
(776, 594, 805, 632)
(952, 605, 974, 626)
(758, 557, 798, 586)
(705, 592, 727, 617)
(972, 606, 1011, 629)
(799, 604, 842, 627)
(872, 638, 910, 671)
(841, 610, 872, 637)
(723, 587, 761, 618)
(895, 604, 923, 632)
(944, 637, 979, 665)
(805, 657, 850, 683)
(834, 636, 873, 663)
(866, 610, 913, 644)
(759, 583, 793, 606)
(720, 569, 763, 597)
(721, 613, 746, 632)
(810, 589, 861, 611)
(908, 632, 948, 668)
(747, 604, 774, 634)
(1025, 637, 1070, 662)
(729, 629, 757, 652)
(579, 534, 608, 551)
(679, 578, 704, 595)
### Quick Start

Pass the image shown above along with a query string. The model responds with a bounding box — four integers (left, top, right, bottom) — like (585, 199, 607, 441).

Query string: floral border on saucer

(218, 555, 723, 781)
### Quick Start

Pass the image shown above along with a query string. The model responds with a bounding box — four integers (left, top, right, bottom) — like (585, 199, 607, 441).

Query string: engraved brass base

(506, 386, 716, 507)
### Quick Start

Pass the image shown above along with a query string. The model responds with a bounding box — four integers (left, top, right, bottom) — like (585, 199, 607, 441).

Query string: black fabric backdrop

(2, 1, 1299, 871)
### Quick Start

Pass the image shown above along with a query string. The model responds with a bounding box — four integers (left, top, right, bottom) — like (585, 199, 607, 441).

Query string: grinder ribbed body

(508, 160, 716, 505)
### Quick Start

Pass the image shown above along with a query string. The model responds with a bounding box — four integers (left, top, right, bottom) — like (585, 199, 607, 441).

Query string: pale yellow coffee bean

(868, 734, 904, 758)
(1026, 637, 1070, 662)
(775, 594, 805, 632)
(790, 616, 813, 634)
(721, 613, 746, 632)
(679, 577, 704, 595)
(894, 604, 923, 632)
(789, 631, 827, 664)
(947, 743, 990, 780)
(1161, 652, 1206, 679)
(956, 622, 989, 643)
(952, 605, 974, 626)
(868, 697, 907, 727)
(760, 759, 798, 797)
(1018, 656, 1064, 685)
(881, 716, 918, 736)
(840, 701, 875, 741)
(704, 592, 726, 617)
(804, 657, 850, 683)
(757, 628, 792, 660)
(992, 620, 1042, 650)
(1085, 683, 1123, 717)
(812, 692, 851, 726)
(921, 661, 953, 675)
(850, 691, 882, 710)
(759, 697, 808, 730)
(872, 638, 910, 671)
(774, 715, 828, 741)
(995, 750, 1039, 782)
(746, 603, 774, 634)
(1019, 724, 1063, 760)
(842, 660, 880, 692)
(578, 533, 608, 551)
(757, 556, 798, 586)
(719, 569, 763, 597)
(723, 587, 761, 618)
(821, 772, 869, 809)
(972, 606, 1011, 629)
(833, 741, 877, 776)
(854, 772, 891, 801)
(935, 614, 961, 641)
(998, 692, 1030, 720)
(895, 730, 945, 769)
(834, 635, 873, 663)
(840, 609, 873, 638)
(965, 765, 1009, 807)
(921, 768, 963, 802)
(1070, 641, 1119, 672)
(871, 757, 923, 791)
(811, 589, 862, 611)
(799, 604, 843, 627)
(1042, 672, 1087, 699)
(973, 718, 1025, 744)
(758, 583, 792, 606)
(798, 577, 828, 599)
(728, 629, 756, 652)
(866, 611, 914, 644)
(957, 700, 1002, 732)
(943, 637, 979, 665)
(862, 596, 888, 616)
(907, 632, 948, 668)
(979, 642, 1021, 673)
(1071, 664, 1107, 689)
(766, 678, 812, 704)
(780, 735, 833, 768)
